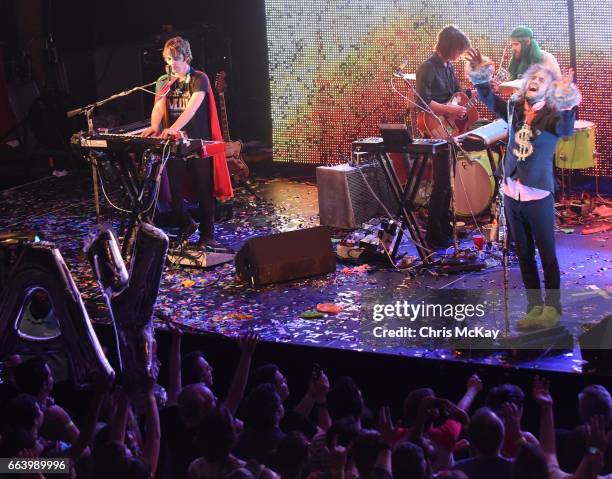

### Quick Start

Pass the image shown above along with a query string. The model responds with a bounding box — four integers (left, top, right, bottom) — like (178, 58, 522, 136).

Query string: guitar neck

(465, 95, 479, 109)
(218, 92, 232, 142)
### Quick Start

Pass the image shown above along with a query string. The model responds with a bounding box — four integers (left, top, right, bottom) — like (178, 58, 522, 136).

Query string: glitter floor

(1, 169, 610, 375)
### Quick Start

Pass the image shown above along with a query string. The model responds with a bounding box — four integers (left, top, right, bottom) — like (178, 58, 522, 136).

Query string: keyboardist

(142, 36, 232, 249)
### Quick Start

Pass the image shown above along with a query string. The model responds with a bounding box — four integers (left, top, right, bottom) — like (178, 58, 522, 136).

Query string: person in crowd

(486, 383, 540, 457)
(234, 383, 285, 466)
(394, 374, 479, 471)
(273, 431, 310, 479)
(453, 407, 514, 479)
(556, 384, 612, 474)
(158, 382, 217, 478)
(168, 328, 258, 416)
(188, 405, 248, 479)
(249, 362, 331, 437)
(533, 376, 612, 479)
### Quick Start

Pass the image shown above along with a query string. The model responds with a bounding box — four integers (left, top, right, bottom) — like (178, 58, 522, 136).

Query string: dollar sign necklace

(512, 100, 543, 161)
(513, 123, 534, 161)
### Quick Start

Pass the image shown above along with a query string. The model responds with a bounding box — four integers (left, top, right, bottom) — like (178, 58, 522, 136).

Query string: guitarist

(415, 25, 471, 249)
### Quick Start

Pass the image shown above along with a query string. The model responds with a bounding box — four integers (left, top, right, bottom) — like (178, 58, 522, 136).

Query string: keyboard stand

(352, 138, 448, 265)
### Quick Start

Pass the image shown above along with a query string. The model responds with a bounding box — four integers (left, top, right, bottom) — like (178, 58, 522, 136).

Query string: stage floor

(1, 171, 610, 375)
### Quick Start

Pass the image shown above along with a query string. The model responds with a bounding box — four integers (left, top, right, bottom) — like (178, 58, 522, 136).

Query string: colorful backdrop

(265, 0, 610, 176)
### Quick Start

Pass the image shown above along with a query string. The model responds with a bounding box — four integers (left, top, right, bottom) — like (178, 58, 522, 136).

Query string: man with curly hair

(466, 48, 580, 329)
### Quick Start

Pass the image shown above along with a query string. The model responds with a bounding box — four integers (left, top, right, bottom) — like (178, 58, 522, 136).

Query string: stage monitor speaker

(235, 227, 336, 286)
(579, 314, 612, 369)
(317, 162, 395, 229)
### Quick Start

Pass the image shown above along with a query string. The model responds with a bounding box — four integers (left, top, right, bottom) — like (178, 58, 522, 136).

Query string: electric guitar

(215, 71, 250, 184)
(416, 91, 479, 139)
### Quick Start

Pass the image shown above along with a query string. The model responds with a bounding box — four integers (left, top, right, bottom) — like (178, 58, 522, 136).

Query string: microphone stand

(68, 80, 158, 221)
(67, 80, 158, 133)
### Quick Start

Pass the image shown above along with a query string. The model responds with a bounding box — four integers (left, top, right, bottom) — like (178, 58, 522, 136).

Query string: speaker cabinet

(317, 162, 395, 229)
(235, 227, 336, 286)
(579, 314, 612, 369)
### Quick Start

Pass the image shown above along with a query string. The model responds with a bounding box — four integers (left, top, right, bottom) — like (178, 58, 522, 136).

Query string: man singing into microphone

(415, 25, 471, 249)
(466, 49, 580, 329)
(142, 36, 232, 249)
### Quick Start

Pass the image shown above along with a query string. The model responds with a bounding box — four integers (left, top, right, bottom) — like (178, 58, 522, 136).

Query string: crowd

(1, 330, 611, 479)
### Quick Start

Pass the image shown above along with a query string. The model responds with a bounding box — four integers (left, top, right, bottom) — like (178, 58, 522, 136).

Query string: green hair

(508, 26, 544, 80)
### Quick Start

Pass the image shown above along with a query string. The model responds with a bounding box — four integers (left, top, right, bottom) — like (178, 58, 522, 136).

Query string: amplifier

(316, 162, 395, 229)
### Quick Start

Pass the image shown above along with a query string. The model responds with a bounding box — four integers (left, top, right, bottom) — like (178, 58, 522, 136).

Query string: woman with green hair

(508, 26, 561, 80)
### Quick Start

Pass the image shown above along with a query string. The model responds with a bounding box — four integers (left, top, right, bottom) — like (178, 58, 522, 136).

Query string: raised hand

(533, 376, 553, 407)
(502, 401, 523, 443)
(465, 48, 484, 68)
(239, 332, 260, 357)
(467, 373, 483, 394)
(378, 406, 395, 447)
(559, 68, 575, 87)
(309, 370, 330, 404)
(585, 415, 608, 453)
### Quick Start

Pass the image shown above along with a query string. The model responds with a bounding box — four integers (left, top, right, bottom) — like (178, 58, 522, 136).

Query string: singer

(142, 36, 232, 249)
(415, 25, 471, 249)
(466, 48, 581, 329)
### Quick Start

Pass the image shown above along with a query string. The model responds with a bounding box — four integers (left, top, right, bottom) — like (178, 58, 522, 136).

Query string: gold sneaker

(518, 305, 560, 331)
(517, 305, 544, 330)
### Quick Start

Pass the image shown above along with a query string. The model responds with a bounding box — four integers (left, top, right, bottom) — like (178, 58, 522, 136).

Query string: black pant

(166, 155, 215, 240)
(426, 151, 452, 242)
(504, 194, 561, 312)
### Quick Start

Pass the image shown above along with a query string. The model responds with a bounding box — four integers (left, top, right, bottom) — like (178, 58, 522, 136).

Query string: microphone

(509, 91, 521, 104)
(165, 65, 173, 77)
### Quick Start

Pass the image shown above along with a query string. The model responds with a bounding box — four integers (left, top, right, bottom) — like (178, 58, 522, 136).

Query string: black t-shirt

(416, 53, 460, 107)
(156, 69, 212, 140)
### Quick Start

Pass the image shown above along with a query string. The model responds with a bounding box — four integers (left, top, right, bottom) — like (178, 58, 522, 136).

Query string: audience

(2, 332, 611, 479)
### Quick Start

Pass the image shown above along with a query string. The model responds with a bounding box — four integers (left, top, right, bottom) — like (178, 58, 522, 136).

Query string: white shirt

(503, 177, 551, 201)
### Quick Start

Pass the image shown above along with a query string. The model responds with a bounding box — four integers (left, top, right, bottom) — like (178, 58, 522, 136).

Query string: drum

(453, 150, 498, 216)
(555, 120, 596, 169)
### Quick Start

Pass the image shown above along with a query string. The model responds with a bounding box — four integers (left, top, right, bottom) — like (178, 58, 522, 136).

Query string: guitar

(416, 92, 479, 139)
(214, 71, 250, 184)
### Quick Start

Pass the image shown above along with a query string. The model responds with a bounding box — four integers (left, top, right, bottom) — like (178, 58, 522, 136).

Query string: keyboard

(352, 137, 447, 155)
(71, 132, 225, 157)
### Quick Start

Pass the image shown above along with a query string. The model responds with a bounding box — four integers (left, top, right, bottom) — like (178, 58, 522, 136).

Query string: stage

(1, 166, 610, 376)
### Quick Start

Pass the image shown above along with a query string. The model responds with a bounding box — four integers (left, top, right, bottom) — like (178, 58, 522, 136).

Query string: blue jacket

(475, 83, 576, 193)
